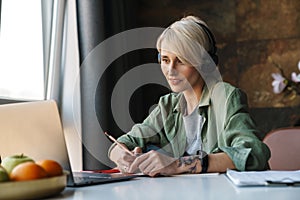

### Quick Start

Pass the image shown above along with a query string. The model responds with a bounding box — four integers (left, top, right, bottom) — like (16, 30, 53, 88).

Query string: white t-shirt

(183, 107, 204, 155)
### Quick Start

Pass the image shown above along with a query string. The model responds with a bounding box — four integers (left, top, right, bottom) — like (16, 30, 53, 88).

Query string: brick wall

(135, 0, 300, 135)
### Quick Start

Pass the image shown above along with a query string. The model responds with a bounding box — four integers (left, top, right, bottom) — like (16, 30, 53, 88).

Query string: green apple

(1, 154, 34, 174)
(0, 165, 9, 182)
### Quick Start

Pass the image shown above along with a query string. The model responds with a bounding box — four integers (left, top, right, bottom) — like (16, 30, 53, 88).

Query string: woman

(108, 15, 270, 177)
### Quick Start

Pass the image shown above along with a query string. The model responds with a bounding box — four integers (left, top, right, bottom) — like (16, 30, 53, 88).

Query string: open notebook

(226, 169, 300, 186)
(0, 100, 138, 187)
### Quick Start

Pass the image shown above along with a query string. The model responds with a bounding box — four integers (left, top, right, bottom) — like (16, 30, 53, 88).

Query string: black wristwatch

(201, 153, 209, 173)
(197, 150, 208, 173)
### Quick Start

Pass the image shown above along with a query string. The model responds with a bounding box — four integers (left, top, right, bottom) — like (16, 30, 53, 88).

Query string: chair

(263, 127, 300, 170)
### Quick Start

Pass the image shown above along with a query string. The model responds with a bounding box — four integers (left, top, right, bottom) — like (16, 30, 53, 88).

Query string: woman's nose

(167, 62, 177, 75)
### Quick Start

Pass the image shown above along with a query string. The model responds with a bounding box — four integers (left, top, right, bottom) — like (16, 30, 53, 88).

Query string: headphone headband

(196, 22, 218, 65)
(157, 21, 219, 66)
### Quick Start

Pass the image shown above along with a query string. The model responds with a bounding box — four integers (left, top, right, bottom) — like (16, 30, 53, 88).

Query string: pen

(104, 132, 134, 156)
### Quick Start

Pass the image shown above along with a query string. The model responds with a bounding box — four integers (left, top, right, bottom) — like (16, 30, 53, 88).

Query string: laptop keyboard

(69, 171, 138, 186)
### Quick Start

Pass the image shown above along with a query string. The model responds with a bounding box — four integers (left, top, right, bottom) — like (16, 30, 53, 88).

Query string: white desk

(49, 174, 300, 200)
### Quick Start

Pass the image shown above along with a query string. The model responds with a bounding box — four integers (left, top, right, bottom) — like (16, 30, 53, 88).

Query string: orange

(36, 159, 63, 177)
(10, 162, 47, 181)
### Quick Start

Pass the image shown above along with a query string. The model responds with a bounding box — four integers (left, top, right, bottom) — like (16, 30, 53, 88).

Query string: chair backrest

(263, 127, 300, 170)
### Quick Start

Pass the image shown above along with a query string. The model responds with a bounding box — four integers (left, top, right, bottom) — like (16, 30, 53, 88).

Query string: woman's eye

(177, 59, 183, 64)
(162, 58, 169, 63)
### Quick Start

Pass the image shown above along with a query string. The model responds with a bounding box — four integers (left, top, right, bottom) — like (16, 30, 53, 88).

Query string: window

(0, 0, 44, 100)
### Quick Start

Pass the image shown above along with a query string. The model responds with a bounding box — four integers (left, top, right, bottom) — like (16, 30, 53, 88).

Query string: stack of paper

(226, 169, 300, 186)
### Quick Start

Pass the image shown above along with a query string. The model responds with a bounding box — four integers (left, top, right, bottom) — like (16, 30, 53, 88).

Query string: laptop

(0, 100, 138, 187)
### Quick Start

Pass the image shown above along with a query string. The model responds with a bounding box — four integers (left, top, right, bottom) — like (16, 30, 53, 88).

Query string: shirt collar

(173, 84, 211, 113)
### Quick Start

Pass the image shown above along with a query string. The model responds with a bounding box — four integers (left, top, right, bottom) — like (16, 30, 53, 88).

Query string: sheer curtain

(43, 0, 65, 101)
(0, 0, 2, 31)
(45, 0, 168, 170)
(43, 0, 82, 171)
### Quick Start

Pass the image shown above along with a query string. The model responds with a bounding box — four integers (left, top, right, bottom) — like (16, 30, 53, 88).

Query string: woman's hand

(110, 145, 142, 173)
(128, 150, 178, 177)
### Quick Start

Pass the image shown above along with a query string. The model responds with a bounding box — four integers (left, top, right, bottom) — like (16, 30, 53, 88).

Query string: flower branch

(270, 57, 300, 100)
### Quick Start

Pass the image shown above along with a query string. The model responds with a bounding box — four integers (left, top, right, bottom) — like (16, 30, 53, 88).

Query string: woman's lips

(168, 78, 182, 85)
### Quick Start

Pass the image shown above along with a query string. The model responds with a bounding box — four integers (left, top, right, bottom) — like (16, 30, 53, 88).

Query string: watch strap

(201, 154, 209, 173)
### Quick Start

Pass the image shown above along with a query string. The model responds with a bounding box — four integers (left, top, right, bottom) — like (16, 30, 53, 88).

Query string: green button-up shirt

(117, 82, 270, 171)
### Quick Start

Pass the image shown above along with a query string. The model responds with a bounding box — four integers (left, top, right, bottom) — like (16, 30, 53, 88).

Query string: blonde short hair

(156, 16, 216, 68)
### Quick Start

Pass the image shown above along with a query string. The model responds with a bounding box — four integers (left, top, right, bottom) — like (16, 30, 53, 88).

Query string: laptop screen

(0, 100, 73, 178)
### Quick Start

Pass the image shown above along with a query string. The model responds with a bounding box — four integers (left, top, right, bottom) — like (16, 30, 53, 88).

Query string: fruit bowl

(0, 173, 67, 200)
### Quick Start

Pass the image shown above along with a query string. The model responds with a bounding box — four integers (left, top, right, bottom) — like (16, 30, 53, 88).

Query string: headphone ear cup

(196, 22, 218, 66)
(158, 52, 161, 63)
(211, 53, 218, 65)
(199, 53, 218, 73)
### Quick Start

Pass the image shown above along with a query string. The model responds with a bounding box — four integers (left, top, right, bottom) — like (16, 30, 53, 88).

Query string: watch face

(196, 150, 207, 159)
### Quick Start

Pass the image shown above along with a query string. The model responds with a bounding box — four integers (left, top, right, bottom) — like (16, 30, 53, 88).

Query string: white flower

(272, 73, 287, 94)
(291, 72, 300, 82)
(291, 61, 300, 83)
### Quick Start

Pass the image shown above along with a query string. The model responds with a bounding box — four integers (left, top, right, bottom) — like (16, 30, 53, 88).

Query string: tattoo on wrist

(178, 156, 201, 173)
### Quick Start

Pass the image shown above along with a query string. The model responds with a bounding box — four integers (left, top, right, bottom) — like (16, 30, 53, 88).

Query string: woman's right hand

(110, 145, 142, 173)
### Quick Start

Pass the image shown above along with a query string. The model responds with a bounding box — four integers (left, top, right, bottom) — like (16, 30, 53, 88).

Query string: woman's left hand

(128, 150, 178, 177)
